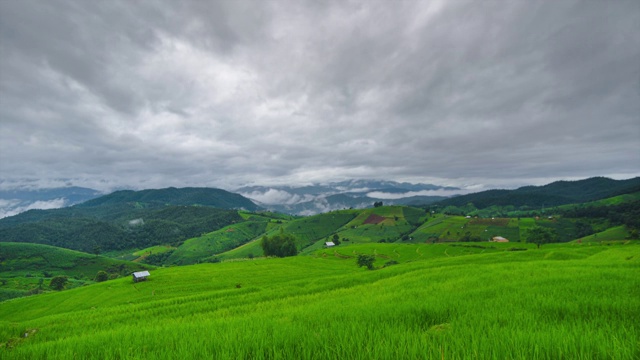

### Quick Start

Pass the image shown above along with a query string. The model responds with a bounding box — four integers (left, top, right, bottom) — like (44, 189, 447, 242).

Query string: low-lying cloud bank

(239, 189, 316, 205)
(0, 198, 67, 219)
(366, 189, 473, 200)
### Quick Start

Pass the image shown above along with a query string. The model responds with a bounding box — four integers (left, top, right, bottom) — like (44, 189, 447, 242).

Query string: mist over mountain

(237, 180, 460, 215)
(0, 180, 459, 218)
(0, 187, 102, 219)
(3, 177, 637, 218)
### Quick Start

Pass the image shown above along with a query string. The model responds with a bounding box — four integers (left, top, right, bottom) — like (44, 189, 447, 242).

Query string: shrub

(506, 247, 528, 252)
(95, 271, 109, 282)
(49, 276, 68, 291)
(356, 254, 376, 270)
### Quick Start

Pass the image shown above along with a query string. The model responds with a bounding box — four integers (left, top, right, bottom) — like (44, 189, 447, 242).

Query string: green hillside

(1, 242, 637, 359)
(327, 206, 423, 244)
(0, 204, 244, 253)
(0, 187, 260, 243)
(216, 210, 358, 260)
(434, 176, 640, 209)
(0, 243, 152, 301)
(2, 185, 638, 269)
(166, 220, 269, 265)
(77, 187, 261, 211)
(219, 202, 637, 262)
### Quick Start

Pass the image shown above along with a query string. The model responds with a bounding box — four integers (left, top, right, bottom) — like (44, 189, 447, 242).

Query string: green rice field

(1, 241, 638, 359)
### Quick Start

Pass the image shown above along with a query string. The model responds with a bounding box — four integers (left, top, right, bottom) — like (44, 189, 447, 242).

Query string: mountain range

(236, 179, 459, 214)
(0, 180, 457, 218)
(0, 176, 638, 266)
(2, 177, 639, 218)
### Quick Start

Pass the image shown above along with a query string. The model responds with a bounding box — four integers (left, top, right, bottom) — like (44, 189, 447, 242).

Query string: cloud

(239, 189, 314, 205)
(0, 198, 67, 219)
(367, 189, 474, 200)
(128, 218, 145, 227)
(0, 0, 638, 192)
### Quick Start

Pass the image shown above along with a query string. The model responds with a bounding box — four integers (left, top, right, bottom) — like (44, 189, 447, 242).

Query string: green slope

(218, 210, 358, 259)
(325, 206, 425, 244)
(0, 242, 637, 359)
(167, 220, 269, 265)
(435, 176, 640, 209)
(0, 206, 243, 253)
(0, 242, 152, 301)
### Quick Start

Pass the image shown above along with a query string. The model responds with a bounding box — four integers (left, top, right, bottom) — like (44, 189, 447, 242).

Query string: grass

(1, 241, 638, 359)
(0, 243, 152, 301)
(132, 245, 176, 258)
(166, 220, 269, 265)
(555, 191, 640, 210)
(218, 211, 357, 259)
(410, 215, 521, 242)
(575, 225, 630, 243)
(330, 206, 418, 243)
(0, 243, 151, 278)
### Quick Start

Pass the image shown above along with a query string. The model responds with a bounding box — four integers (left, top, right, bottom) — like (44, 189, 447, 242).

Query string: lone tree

(332, 233, 341, 246)
(261, 230, 297, 257)
(527, 226, 556, 248)
(49, 275, 68, 291)
(357, 254, 376, 270)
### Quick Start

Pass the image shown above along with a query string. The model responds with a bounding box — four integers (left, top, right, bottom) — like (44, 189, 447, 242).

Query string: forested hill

(78, 187, 260, 211)
(0, 187, 260, 253)
(435, 177, 640, 209)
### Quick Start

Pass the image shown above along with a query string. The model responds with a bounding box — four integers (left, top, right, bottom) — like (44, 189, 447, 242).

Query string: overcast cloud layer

(1, 0, 638, 192)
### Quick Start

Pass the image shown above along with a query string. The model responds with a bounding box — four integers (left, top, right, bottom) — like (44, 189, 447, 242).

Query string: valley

(0, 177, 639, 358)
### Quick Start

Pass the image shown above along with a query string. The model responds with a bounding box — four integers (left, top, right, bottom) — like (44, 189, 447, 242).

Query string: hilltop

(0, 187, 259, 253)
(78, 187, 260, 211)
(434, 176, 640, 209)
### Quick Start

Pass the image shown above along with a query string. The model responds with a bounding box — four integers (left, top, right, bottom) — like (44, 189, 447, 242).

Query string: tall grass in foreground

(1, 244, 639, 359)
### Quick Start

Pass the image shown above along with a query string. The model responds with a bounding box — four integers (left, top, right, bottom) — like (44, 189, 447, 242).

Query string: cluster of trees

(434, 177, 640, 209)
(141, 250, 175, 266)
(357, 254, 375, 270)
(558, 201, 640, 230)
(261, 231, 297, 257)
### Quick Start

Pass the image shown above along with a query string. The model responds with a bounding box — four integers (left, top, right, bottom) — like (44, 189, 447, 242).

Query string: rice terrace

(1, 179, 639, 359)
(2, 0, 639, 357)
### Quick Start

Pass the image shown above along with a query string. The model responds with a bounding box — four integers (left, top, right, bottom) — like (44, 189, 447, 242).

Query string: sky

(1, 0, 639, 193)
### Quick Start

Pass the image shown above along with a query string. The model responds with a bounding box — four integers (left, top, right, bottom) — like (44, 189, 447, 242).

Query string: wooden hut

(132, 271, 150, 283)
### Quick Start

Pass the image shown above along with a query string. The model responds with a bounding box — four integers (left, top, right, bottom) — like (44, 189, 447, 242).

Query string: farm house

(324, 241, 335, 247)
(132, 271, 150, 283)
(491, 236, 509, 243)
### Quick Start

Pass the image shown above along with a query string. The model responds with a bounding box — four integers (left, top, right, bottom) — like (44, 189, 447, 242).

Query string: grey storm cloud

(0, 0, 638, 192)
